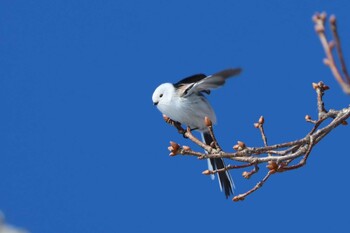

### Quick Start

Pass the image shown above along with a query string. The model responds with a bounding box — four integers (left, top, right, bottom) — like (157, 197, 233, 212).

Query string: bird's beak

(153, 102, 158, 106)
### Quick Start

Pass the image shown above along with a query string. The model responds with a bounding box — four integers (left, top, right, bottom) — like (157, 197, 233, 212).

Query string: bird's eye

(159, 94, 163, 98)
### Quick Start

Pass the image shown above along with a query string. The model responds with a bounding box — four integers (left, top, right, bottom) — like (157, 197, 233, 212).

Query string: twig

(233, 171, 273, 202)
(165, 83, 350, 201)
(329, 15, 350, 83)
(313, 12, 350, 94)
(204, 117, 222, 151)
(161, 13, 350, 202)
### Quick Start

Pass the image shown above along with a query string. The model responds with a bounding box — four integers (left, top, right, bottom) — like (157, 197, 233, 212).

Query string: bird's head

(152, 83, 174, 108)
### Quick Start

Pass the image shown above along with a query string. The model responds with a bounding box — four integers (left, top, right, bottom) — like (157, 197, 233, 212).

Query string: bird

(152, 68, 242, 198)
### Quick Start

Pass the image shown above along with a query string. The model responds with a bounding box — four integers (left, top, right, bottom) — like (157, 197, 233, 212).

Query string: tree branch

(313, 12, 350, 94)
(162, 13, 350, 202)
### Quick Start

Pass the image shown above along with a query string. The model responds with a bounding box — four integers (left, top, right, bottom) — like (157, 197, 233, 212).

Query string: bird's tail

(202, 132, 234, 198)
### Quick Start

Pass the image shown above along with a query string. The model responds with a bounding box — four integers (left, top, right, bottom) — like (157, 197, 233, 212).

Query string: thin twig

(313, 13, 350, 94)
(330, 15, 350, 83)
(233, 171, 273, 202)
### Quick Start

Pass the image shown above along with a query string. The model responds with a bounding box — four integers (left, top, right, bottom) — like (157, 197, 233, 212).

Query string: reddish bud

(163, 114, 170, 121)
(330, 15, 336, 24)
(182, 145, 191, 151)
(170, 141, 179, 151)
(305, 115, 312, 121)
(320, 12, 327, 21)
(168, 141, 180, 156)
(266, 161, 278, 171)
(233, 196, 244, 202)
(202, 170, 211, 175)
(254, 123, 260, 128)
(312, 82, 319, 89)
(258, 116, 265, 124)
(242, 171, 251, 179)
(204, 116, 212, 127)
(237, 141, 246, 148)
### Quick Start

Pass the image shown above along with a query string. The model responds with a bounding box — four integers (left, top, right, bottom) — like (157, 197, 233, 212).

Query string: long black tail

(202, 132, 234, 198)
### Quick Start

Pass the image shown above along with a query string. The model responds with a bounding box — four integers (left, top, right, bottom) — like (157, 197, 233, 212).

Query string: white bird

(152, 68, 242, 198)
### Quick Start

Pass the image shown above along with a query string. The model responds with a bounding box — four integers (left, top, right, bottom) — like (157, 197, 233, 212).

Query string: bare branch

(160, 13, 350, 202)
(165, 81, 350, 201)
(313, 12, 350, 94)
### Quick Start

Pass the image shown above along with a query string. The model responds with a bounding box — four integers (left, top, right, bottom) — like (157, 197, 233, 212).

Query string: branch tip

(329, 14, 336, 24)
(258, 116, 265, 124)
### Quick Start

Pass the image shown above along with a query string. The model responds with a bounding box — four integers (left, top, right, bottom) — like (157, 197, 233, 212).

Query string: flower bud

(258, 116, 264, 124)
(330, 14, 336, 24)
(312, 82, 319, 90)
(266, 161, 278, 171)
(232, 196, 244, 202)
(204, 116, 212, 127)
(163, 114, 170, 121)
(242, 171, 250, 179)
(237, 141, 246, 148)
(202, 170, 211, 175)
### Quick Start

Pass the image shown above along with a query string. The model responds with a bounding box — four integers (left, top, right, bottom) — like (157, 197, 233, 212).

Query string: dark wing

(177, 68, 242, 97)
(174, 73, 207, 88)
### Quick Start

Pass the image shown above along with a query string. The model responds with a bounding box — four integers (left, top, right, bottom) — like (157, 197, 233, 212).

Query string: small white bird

(152, 68, 242, 198)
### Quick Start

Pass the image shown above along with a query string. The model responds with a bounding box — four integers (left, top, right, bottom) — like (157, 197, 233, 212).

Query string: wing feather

(179, 68, 242, 97)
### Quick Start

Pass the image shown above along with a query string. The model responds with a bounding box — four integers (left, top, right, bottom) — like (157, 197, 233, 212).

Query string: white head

(152, 83, 175, 107)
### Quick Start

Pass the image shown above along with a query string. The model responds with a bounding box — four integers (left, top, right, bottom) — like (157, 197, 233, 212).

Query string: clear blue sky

(1, 1, 350, 232)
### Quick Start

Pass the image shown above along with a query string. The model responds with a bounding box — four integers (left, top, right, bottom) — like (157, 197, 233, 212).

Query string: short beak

(153, 102, 158, 106)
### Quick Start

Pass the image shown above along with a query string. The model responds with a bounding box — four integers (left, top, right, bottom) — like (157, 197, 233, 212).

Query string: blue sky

(1, 1, 350, 232)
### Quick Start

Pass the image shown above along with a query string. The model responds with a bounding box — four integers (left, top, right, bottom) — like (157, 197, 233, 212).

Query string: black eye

(159, 94, 163, 98)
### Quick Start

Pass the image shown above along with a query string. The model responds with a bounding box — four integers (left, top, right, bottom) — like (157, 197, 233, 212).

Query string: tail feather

(202, 132, 234, 198)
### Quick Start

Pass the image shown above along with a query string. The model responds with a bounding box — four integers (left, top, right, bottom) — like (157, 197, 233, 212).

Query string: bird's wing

(177, 68, 242, 97)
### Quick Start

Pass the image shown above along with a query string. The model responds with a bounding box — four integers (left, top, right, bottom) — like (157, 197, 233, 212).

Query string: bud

(330, 15, 336, 24)
(312, 82, 319, 89)
(168, 141, 180, 156)
(163, 114, 170, 121)
(342, 120, 348, 125)
(312, 14, 318, 23)
(204, 116, 212, 127)
(242, 171, 250, 179)
(320, 12, 327, 21)
(233, 144, 240, 151)
(202, 170, 211, 175)
(182, 145, 191, 151)
(258, 116, 265, 124)
(305, 115, 312, 121)
(329, 41, 335, 50)
(233, 196, 244, 202)
(170, 141, 180, 151)
(266, 161, 278, 171)
(237, 141, 246, 148)
(254, 123, 260, 128)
